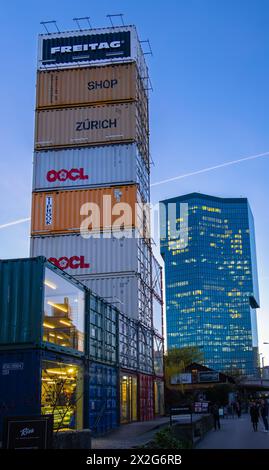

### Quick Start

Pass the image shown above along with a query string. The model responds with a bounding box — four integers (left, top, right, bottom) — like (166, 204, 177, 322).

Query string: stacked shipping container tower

(30, 25, 164, 425)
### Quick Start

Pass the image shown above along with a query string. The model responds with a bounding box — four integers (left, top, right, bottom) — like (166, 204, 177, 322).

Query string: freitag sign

(40, 30, 131, 66)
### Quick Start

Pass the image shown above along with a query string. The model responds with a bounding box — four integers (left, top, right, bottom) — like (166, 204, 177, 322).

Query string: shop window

(43, 268, 85, 352)
(41, 360, 83, 431)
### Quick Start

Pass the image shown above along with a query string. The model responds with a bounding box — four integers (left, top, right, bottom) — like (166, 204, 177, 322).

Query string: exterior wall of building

(160, 193, 260, 377)
(29, 23, 164, 425)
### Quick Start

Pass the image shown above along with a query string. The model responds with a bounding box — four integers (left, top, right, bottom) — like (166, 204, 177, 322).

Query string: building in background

(160, 193, 260, 377)
(30, 23, 164, 425)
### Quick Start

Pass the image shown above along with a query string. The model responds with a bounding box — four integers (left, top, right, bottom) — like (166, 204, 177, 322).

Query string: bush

(146, 427, 191, 449)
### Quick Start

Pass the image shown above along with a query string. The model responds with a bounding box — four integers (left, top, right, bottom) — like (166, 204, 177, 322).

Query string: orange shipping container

(35, 103, 149, 162)
(36, 62, 148, 112)
(31, 185, 149, 236)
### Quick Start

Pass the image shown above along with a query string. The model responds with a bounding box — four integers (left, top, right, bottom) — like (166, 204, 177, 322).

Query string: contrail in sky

(150, 151, 269, 187)
(1, 150, 269, 230)
(0, 218, 30, 230)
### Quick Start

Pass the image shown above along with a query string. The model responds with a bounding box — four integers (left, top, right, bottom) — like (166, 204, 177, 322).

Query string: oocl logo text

(49, 256, 90, 270)
(47, 168, 89, 183)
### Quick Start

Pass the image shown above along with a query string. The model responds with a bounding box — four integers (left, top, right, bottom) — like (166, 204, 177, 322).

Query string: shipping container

(85, 361, 119, 435)
(138, 326, 153, 375)
(119, 313, 138, 371)
(36, 62, 148, 113)
(37, 25, 148, 81)
(118, 313, 154, 374)
(32, 144, 150, 202)
(120, 371, 138, 423)
(86, 291, 118, 364)
(0, 257, 86, 356)
(152, 295, 163, 337)
(0, 348, 84, 438)
(153, 334, 164, 377)
(34, 103, 149, 165)
(138, 373, 154, 421)
(31, 185, 149, 236)
(151, 255, 163, 302)
(30, 231, 151, 285)
(79, 273, 153, 327)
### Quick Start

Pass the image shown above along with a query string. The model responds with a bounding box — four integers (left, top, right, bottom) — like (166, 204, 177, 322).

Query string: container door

(120, 374, 137, 423)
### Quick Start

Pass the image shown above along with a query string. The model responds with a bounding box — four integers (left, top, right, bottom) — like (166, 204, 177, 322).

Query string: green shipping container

(0, 257, 86, 357)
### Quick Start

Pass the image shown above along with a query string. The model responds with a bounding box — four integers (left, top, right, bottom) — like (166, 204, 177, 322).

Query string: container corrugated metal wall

(87, 291, 118, 364)
(31, 185, 144, 235)
(30, 232, 151, 285)
(0, 258, 44, 346)
(79, 274, 152, 327)
(0, 349, 41, 438)
(119, 313, 138, 370)
(138, 373, 154, 421)
(32, 144, 150, 202)
(35, 103, 149, 160)
(153, 335, 164, 377)
(36, 63, 143, 108)
(138, 327, 153, 374)
(87, 361, 119, 435)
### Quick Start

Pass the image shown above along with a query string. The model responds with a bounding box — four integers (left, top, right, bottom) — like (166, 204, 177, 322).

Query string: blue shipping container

(87, 362, 119, 435)
(0, 348, 84, 439)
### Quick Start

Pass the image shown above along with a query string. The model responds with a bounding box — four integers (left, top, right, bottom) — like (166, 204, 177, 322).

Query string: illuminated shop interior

(43, 268, 85, 352)
(41, 360, 83, 430)
(120, 374, 137, 423)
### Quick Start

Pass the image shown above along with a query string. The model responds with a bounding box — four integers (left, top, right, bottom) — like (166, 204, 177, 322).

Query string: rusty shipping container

(31, 185, 150, 236)
(30, 231, 151, 285)
(32, 144, 150, 203)
(34, 103, 149, 164)
(36, 62, 148, 114)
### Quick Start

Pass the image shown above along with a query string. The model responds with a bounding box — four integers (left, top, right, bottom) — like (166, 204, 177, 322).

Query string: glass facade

(160, 193, 260, 376)
(43, 268, 85, 352)
(41, 359, 84, 430)
(120, 373, 138, 423)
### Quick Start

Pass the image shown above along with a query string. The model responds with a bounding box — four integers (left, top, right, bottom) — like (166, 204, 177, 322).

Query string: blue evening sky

(0, 0, 269, 362)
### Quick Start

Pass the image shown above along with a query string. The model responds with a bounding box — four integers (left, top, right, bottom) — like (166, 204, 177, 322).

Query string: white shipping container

(30, 231, 151, 284)
(77, 273, 153, 327)
(32, 144, 149, 202)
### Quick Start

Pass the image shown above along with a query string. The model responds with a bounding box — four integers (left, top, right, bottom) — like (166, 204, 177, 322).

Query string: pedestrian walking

(212, 403, 221, 431)
(250, 402, 259, 432)
(260, 399, 269, 432)
(235, 400, 242, 418)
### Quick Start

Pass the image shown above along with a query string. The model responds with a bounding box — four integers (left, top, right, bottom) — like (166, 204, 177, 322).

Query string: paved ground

(92, 417, 170, 449)
(196, 414, 269, 449)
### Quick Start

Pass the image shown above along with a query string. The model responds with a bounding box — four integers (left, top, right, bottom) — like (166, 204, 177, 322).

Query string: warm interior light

(47, 301, 68, 313)
(43, 322, 55, 330)
(56, 335, 64, 340)
(44, 279, 57, 290)
(46, 369, 67, 375)
(59, 319, 72, 326)
(68, 368, 75, 373)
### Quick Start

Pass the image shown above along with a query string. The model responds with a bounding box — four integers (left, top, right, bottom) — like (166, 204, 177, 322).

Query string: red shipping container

(138, 374, 154, 421)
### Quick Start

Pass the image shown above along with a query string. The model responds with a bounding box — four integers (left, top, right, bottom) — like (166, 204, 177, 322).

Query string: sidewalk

(92, 417, 170, 449)
(196, 415, 269, 449)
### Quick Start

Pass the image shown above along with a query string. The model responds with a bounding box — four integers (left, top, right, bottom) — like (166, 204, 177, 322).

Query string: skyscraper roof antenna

(73, 17, 92, 30)
(40, 20, 60, 34)
(106, 14, 125, 27)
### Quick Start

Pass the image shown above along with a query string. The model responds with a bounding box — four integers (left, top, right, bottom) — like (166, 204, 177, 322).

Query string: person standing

(260, 399, 269, 432)
(235, 400, 242, 418)
(212, 403, 221, 431)
(250, 402, 259, 432)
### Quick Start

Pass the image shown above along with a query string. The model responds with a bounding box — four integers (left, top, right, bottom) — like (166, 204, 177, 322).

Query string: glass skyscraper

(160, 193, 260, 376)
